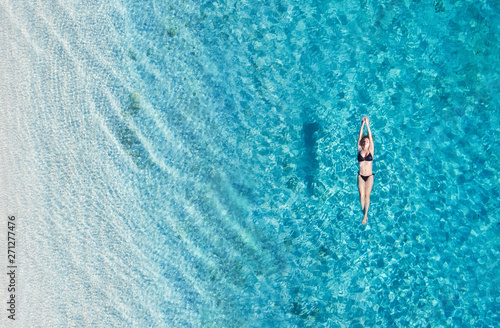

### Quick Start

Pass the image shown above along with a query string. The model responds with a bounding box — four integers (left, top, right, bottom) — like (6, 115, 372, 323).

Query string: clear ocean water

(0, 0, 499, 327)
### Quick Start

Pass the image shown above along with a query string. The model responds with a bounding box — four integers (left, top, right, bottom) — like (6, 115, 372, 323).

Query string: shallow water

(0, 0, 499, 327)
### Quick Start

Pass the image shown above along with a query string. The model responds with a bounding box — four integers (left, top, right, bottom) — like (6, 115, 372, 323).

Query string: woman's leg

(357, 175, 366, 214)
(362, 175, 374, 224)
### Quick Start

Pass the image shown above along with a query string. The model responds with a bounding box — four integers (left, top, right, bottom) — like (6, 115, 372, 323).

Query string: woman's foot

(362, 216, 368, 224)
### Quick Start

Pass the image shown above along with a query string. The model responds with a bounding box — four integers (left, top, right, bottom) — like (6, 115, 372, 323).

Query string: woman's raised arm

(365, 118, 374, 154)
(357, 119, 365, 151)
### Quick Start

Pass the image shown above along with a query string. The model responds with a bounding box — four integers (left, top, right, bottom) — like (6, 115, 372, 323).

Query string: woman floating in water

(357, 117, 374, 224)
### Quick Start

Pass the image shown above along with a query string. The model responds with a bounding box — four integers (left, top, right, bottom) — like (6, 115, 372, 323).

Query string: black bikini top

(358, 151, 373, 162)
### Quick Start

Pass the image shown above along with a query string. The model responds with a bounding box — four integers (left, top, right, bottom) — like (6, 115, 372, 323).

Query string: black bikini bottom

(358, 172, 374, 182)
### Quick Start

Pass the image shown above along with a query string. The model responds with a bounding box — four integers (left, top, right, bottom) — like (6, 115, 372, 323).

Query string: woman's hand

(362, 116, 369, 123)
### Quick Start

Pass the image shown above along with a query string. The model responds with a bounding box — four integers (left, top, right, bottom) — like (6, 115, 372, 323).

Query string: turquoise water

(0, 0, 499, 327)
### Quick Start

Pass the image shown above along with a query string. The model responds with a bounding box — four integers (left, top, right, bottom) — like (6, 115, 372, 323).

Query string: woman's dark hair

(359, 135, 374, 144)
